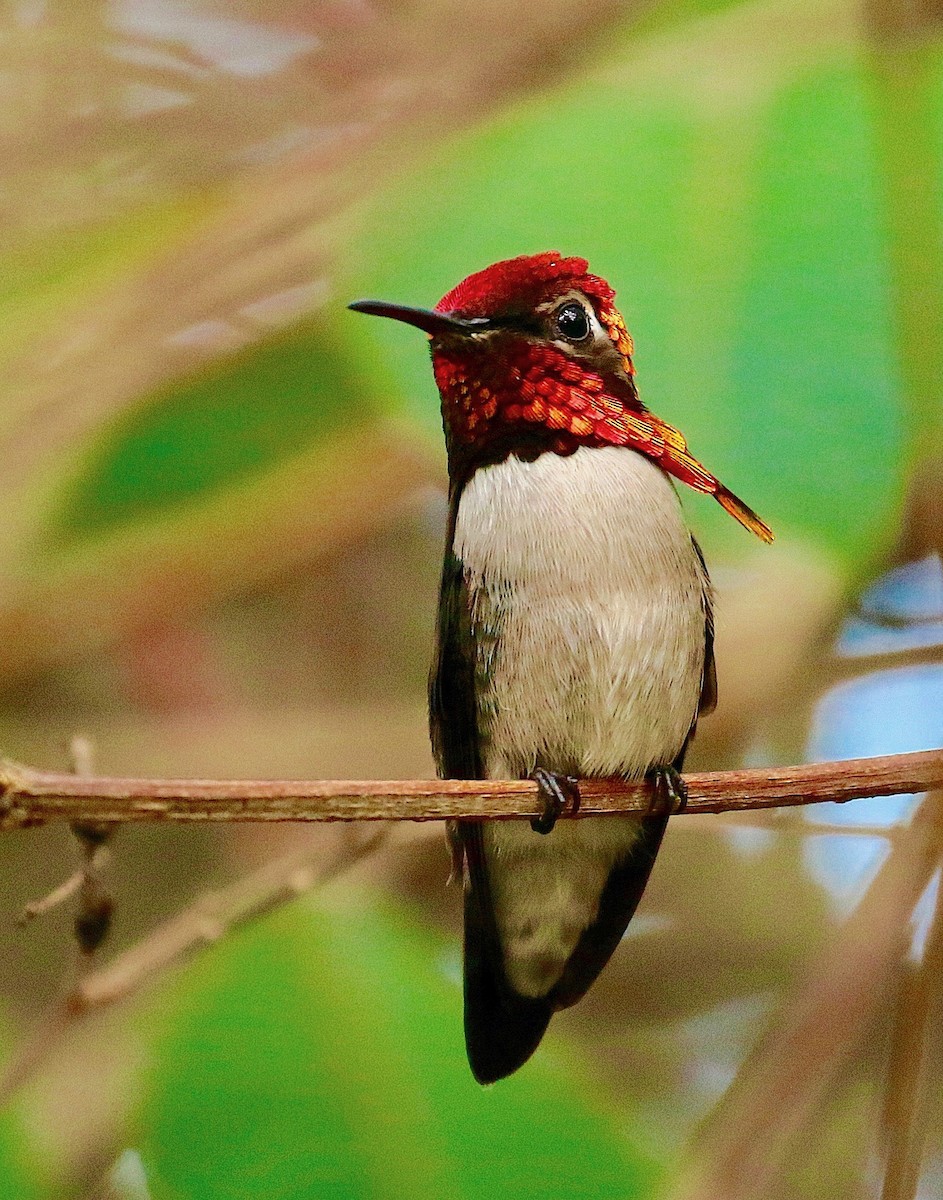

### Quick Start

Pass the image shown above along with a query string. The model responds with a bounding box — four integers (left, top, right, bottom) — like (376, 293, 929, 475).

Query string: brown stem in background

(73, 826, 388, 1014)
(0, 748, 940, 829)
(878, 810, 943, 1200)
(0, 825, 388, 1103)
(669, 796, 940, 1200)
(865, 0, 943, 40)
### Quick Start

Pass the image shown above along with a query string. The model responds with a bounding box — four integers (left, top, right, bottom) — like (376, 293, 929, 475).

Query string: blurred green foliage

(54, 324, 379, 544)
(0, 199, 209, 370)
(136, 891, 658, 1200)
(0, 1022, 44, 1200)
(20, 5, 940, 591)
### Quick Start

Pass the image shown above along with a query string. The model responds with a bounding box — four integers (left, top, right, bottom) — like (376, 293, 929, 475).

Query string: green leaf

(137, 889, 659, 1200)
(51, 321, 380, 546)
(0, 1114, 42, 1200)
(724, 58, 901, 563)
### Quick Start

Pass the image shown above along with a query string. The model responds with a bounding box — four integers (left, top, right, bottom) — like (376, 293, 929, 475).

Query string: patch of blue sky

(804, 660, 943, 913)
(859, 554, 943, 622)
(804, 557, 943, 911)
(839, 554, 943, 656)
(808, 662, 943, 827)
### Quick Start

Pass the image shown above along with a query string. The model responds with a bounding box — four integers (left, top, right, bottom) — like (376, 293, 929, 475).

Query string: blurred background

(0, 1, 942, 1197)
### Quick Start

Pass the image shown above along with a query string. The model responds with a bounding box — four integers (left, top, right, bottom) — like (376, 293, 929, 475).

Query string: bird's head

(350, 252, 773, 542)
(351, 253, 638, 471)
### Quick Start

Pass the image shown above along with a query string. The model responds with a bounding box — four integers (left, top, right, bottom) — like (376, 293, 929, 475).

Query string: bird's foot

(530, 768, 581, 835)
(647, 764, 688, 817)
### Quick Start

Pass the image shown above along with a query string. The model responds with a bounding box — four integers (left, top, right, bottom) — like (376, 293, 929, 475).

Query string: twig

(73, 826, 388, 1013)
(18, 736, 114, 952)
(18, 868, 87, 923)
(0, 748, 941, 829)
(0, 826, 388, 1102)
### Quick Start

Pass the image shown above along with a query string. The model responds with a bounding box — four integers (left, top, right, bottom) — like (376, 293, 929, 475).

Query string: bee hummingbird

(350, 253, 772, 1083)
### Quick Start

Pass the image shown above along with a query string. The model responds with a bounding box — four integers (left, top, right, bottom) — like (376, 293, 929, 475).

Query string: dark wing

(693, 536, 717, 718)
(549, 539, 716, 1012)
(429, 490, 552, 1084)
(428, 536, 481, 781)
(459, 821, 553, 1083)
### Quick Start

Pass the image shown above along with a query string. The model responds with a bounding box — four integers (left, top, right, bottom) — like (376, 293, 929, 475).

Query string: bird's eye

(554, 302, 591, 343)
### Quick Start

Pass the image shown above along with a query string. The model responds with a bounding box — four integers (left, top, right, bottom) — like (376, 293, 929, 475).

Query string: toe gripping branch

(530, 768, 581, 835)
(528, 765, 686, 833)
(647, 764, 688, 817)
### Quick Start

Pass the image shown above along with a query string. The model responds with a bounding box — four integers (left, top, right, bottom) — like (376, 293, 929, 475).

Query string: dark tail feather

(463, 872, 552, 1083)
(551, 751, 690, 1009)
(459, 822, 551, 1083)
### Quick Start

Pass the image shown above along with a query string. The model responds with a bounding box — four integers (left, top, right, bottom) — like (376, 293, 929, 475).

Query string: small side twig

(18, 736, 115, 954)
(72, 825, 388, 1013)
(19, 870, 87, 924)
(0, 825, 388, 1102)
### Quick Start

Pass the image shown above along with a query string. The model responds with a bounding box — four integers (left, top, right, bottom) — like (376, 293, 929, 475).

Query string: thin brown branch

(72, 825, 389, 1013)
(0, 826, 389, 1102)
(0, 748, 941, 830)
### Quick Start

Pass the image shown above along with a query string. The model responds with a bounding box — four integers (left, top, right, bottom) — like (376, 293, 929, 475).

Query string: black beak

(348, 300, 490, 338)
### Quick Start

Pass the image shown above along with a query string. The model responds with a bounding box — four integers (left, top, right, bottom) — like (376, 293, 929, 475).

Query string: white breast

(454, 444, 707, 779)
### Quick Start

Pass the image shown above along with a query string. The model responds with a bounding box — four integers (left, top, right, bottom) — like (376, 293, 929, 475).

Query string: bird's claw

(647, 764, 688, 817)
(530, 768, 581, 835)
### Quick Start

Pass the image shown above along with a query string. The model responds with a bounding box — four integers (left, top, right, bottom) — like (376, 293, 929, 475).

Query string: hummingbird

(350, 253, 772, 1083)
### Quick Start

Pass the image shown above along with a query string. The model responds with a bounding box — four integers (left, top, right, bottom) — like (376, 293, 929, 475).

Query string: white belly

(452, 445, 709, 998)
